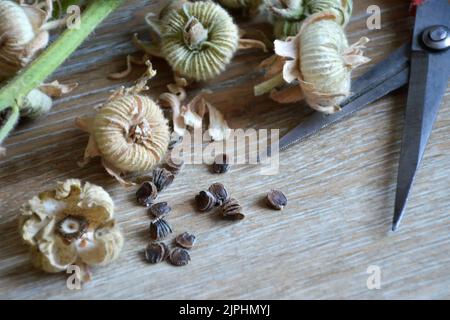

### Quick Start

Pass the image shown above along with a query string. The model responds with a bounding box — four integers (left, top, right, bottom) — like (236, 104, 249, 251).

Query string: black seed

(221, 198, 245, 220)
(212, 153, 230, 174)
(149, 202, 171, 218)
(149, 218, 173, 241)
(267, 189, 287, 210)
(152, 168, 174, 192)
(144, 242, 169, 264)
(175, 232, 196, 249)
(136, 181, 158, 207)
(208, 183, 229, 205)
(164, 153, 184, 175)
(169, 248, 191, 266)
(195, 190, 217, 212)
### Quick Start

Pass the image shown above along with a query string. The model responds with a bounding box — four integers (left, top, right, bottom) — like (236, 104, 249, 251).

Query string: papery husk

(260, 11, 370, 114)
(19, 179, 123, 279)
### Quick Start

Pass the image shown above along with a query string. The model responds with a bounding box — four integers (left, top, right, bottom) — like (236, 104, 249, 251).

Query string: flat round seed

(212, 153, 230, 174)
(144, 242, 169, 264)
(175, 232, 196, 249)
(195, 190, 217, 212)
(149, 218, 172, 241)
(149, 202, 171, 218)
(169, 248, 191, 266)
(136, 181, 158, 207)
(208, 183, 229, 205)
(267, 189, 287, 210)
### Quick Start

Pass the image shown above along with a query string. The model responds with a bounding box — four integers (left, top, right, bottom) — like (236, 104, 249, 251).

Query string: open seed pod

(255, 11, 370, 114)
(18, 179, 123, 282)
(266, 0, 353, 39)
(76, 63, 170, 185)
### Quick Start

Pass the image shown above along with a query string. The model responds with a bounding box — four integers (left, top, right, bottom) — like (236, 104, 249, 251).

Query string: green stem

(0, 0, 125, 145)
(254, 73, 285, 96)
(0, 105, 19, 144)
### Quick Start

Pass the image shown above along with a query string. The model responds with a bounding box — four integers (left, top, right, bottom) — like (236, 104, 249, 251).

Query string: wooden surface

(1, 0, 449, 300)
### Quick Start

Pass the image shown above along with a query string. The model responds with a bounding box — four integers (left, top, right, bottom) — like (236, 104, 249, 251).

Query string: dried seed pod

(221, 198, 245, 220)
(149, 218, 173, 241)
(208, 183, 229, 205)
(0, 0, 59, 81)
(76, 77, 171, 185)
(195, 190, 218, 212)
(144, 242, 170, 264)
(18, 179, 123, 279)
(136, 181, 158, 207)
(152, 168, 174, 192)
(267, 0, 353, 39)
(160, 1, 239, 81)
(212, 153, 230, 174)
(164, 154, 185, 175)
(55, 215, 88, 243)
(258, 11, 370, 114)
(149, 202, 171, 218)
(267, 189, 287, 210)
(175, 232, 196, 249)
(169, 247, 191, 266)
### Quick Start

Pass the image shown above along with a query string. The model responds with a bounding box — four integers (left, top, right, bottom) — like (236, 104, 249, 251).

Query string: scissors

(269, 0, 450, 231)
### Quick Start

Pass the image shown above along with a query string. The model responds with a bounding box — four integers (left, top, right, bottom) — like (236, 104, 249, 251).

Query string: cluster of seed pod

(195, 183, 245, 220)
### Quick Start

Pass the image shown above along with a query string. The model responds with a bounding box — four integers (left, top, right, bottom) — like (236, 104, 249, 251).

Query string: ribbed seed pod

(218, 0, 262, 10)
(160, 1, 239, 81)
(93, 95, 170, 174)
(272, 11, 370, 113)
(268, 0, 353, 39)
(0, 0, 52, 81)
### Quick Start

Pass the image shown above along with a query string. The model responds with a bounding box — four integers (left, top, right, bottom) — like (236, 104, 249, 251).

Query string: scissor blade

(272, 44, 411, 155)
(278, 65, 410, 153)
(392, 51, 450, 231)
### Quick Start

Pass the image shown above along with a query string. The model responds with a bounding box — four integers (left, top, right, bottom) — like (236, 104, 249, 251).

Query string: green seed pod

(160, 1, 239, 81)
(267, 0, 353, 39)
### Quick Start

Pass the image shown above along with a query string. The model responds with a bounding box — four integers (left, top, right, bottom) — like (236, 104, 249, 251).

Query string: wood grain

(0, 0, 449, 299)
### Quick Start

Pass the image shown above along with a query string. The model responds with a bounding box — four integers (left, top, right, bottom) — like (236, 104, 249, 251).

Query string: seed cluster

(195, 183, 245, 220)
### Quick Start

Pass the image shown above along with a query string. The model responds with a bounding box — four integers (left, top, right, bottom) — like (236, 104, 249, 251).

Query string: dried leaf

(39, 81, 78, 97)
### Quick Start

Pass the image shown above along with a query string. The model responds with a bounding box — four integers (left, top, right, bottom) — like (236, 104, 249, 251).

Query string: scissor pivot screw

(422, 25, 450, 51)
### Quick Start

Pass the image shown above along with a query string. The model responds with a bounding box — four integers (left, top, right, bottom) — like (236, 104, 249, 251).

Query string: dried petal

(221, 198, 245, 220)
(149, 218, 172, 241)
(152, 168, 174, 192)
(169, 248, 191, 267)
(136, 181, 158, 207)
(267, 189, 287, 210)
(144, 242, 169, 264)
(175, 232, 196, 249)
(195, 191, 218, 212)
(149, 202, 171, 219)
(208, 183, 229, 205)
(212, 153, 230, 174)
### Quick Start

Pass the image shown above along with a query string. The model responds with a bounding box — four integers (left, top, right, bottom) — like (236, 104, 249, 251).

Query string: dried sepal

(18, 179, 123, 279)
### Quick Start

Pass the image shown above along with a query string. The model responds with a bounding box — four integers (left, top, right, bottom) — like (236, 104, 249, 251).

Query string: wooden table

(1, 0, 449, 299)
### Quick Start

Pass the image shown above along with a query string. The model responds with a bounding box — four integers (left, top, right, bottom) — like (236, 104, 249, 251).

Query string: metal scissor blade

(392, 0, 450, 231)
(275, 46, 411, 154)
(392, 51, 450, 231)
